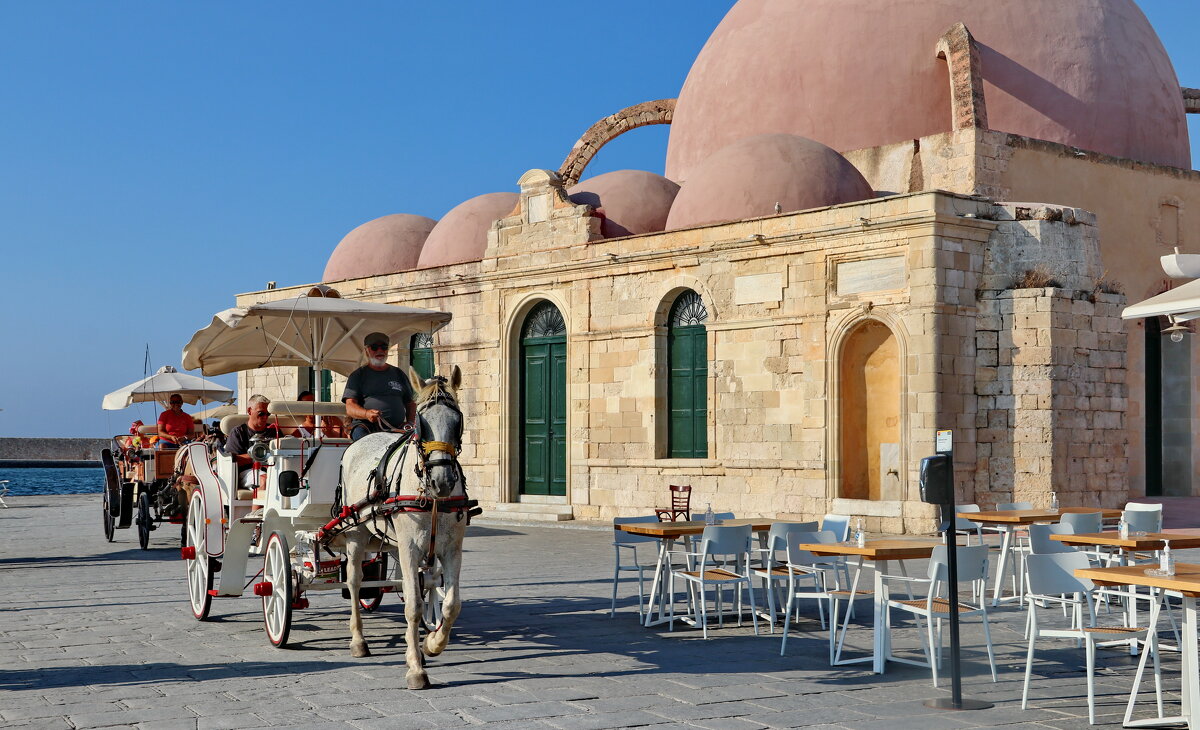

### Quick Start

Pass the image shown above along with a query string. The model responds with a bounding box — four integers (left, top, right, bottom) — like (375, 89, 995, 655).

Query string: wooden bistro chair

(655, 484, 692, 522)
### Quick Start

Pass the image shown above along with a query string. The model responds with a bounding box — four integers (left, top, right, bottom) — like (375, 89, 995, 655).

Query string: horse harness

(316, 392, 480, 570)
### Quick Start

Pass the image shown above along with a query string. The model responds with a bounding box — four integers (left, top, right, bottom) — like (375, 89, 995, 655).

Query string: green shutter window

(306, 367, 334, 401)
(410, 332, 435, 382)
(668, 291, 708, 459)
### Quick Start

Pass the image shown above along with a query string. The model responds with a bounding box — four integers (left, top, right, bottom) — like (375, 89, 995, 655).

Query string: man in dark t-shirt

(342, 332, 416, 442)
(223, 394, 281, 487)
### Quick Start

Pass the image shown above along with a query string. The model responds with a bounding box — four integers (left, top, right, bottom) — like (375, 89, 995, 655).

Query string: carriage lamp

(1164, 322, 1188, 343)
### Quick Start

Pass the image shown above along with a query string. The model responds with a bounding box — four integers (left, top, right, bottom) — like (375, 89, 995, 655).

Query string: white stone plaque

(734, 273, 784, 305)
(527, 194, 550, 223)
(836, 256, 906, 296)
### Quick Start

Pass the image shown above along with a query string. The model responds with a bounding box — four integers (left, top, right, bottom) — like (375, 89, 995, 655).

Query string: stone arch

(558, 99, 676, 187)
(827, 311, 910, 503)
(650, 276, 721, 328)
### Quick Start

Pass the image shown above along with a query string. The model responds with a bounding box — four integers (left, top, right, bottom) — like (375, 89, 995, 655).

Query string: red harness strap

(315, 495, 475, 543)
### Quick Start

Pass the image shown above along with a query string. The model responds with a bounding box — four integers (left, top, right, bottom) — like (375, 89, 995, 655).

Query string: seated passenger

(223, 395, 280, 489)
(323, 416, 348, 439)
(292, 390, 317, 439)
(156, 394, 194, 449)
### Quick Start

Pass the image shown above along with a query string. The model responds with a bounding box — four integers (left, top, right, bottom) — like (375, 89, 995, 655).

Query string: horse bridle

(412, 382, 465, 495)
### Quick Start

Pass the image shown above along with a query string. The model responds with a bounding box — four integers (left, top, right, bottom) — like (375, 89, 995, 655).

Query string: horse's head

(409, 364, 464, 498)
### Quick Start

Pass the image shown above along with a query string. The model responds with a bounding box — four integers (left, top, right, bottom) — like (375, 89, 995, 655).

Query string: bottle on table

(1119, 517, 1130, 540)
(854, 518, 866, 548)
(1050, 492, 1059, 511)
(1161, 540, 1175, 576)
(704, 502, 715, 526)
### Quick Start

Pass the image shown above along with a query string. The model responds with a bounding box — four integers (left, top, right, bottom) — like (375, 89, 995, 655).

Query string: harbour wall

(0, 438, 107, 466)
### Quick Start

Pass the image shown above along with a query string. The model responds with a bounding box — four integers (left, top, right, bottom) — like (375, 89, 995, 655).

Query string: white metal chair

(780, 530, 860, 662)
(611, 515, 661, 618)
(751, 521, 819, 629)
(1029, 523, 1076, 555)
(1122, 508, 1162, 534)
(821, 513, 851, 541)
(668, 523, 759, 639)
(883, 544, 997, 687)
(946, 503, 984, 545)
(0, 480, 9, 508)
(1022, 552, 1158, 724)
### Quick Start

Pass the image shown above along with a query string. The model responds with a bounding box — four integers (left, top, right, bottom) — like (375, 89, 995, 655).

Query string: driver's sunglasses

(367, 343, 389, 351)
(251, 410, 269, 417)
(169, 401, 183, 405)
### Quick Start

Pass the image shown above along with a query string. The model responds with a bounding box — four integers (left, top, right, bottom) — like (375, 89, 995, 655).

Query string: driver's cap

(364, 332, 390, 348)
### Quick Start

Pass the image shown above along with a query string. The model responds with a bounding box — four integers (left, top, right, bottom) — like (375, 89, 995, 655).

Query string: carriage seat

(137, 425, 159, 436)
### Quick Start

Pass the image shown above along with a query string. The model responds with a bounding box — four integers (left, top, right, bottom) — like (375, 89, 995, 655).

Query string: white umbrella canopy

(1122, 277, 1200, 321)
(181, 290, 452, 377)
(101, 365, 236, 410)
(192, 403, 238, 421)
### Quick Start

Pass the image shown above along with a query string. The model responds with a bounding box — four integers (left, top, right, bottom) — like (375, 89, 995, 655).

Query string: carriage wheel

(185, 493, 213, 620)
(136, 493, 152, 550)
(102, 489, 116, 542)
(262, 531, 294, 648)
(421, 572, 444, 631)
(359, 552, 388, 613)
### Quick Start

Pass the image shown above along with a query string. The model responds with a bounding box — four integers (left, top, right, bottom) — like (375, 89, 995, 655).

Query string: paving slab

(2, 494, 1197, 728)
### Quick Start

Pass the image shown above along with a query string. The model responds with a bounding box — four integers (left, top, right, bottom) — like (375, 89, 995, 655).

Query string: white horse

(334, 365, 468, 689)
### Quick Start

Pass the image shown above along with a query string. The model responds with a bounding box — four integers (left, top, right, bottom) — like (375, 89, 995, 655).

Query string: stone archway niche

(839, 320, 901, 501)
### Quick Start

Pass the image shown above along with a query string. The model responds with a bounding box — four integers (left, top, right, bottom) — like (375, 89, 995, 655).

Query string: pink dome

(665, 134, 873, 230)
(322, 214, 436, 282)
(666, 0, 1191, 181)
(567, 170, 681, 238)
(417, 192, 519, 268)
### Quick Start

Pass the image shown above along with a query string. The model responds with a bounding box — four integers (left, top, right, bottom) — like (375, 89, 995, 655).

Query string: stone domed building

(240, 0, 1200, 531)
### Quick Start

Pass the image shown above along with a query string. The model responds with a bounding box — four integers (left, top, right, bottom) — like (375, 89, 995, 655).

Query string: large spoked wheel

(262, 531, 294, 648)
(102, 489, 116, 542)
(185, 492, 213, 620)
(136, 492, 152, 550)
(422, 572, 444, 631)
(359, 552, 389, 613)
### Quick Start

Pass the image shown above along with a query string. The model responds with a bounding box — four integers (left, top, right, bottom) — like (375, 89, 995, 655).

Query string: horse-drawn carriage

(100, 366, 234, 549)
(177, 288, 475, 688)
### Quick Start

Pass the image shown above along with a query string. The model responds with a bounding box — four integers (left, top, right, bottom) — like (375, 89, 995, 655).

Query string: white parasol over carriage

(1123, 252, 1200, 328)
(101, 365, 235, 410)
(181, 286, 452, 377)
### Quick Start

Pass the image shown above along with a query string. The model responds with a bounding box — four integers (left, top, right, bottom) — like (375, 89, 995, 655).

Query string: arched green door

(520, 302, 567, 496)
(668, 291, 708, 458)
(410, 332, 434, 382)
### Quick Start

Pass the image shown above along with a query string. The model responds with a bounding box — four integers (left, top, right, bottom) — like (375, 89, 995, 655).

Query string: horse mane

(414, 377, 458, 410)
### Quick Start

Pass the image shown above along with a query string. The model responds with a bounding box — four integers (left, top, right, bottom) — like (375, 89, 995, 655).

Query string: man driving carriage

(342, 332, 416, 441)
(156, 393, 195, 448)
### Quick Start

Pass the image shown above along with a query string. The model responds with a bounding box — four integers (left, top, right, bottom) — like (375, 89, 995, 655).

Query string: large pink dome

(567, 170, 680, 238)
(322, 213, 436, 282)
(417, 192, 519, 268)
(666, 0, 1191, 181)
(666, 135, 873, 229)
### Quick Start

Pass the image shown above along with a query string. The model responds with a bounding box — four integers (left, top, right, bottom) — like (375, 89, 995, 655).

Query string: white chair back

(766, 521, 819, 554)
(1125, 502, 1163, 512)
(1029, 523, 1075, 554)
(1122, 508, 1162, 533)
(1060, 511, 1102, 534)
(1025, 552, 1094, 595)
(785, 530, 841, 567)
(955, 504, 982, 530)
(821, 514, 851, 541)
(699, 523, 753, 558)
(613, 515, 660, 545)
(928, 545, 990, 584)
(998, 501, 1033, 511)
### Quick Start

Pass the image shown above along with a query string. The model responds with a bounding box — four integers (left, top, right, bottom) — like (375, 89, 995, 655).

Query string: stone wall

(0, 438, 108, 461)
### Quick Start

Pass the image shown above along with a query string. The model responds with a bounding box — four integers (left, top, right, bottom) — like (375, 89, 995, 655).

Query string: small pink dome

(665, 134, 873, 230)
(666, 0, 1190, 181)
(567, 170, 681, 238)
(417, 192, 519, 268)
(322, 213, 437, 282)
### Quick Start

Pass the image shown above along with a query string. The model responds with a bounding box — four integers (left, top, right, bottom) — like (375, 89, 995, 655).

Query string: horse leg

(400, 548, 429, 689)
(345, 534, 370, 658)
(424, 531, 463, 657)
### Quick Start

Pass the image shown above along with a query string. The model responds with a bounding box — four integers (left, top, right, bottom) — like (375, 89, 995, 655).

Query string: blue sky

(1, 1, 1197, 438)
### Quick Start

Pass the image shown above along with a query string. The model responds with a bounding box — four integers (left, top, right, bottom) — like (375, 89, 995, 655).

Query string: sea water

(0, 467, 104, 496)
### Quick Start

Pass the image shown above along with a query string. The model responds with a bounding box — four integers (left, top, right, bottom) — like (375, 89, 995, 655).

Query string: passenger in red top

(157, 394, 195, 449)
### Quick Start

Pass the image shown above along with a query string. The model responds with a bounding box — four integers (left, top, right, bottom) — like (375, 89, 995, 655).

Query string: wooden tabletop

(798, 538, 943, 561)
(1075, 562, 1200, 597)
(614, 518, 775, 538)
(962, 507, 1123, 525)
(1052, 528, 1200, 551)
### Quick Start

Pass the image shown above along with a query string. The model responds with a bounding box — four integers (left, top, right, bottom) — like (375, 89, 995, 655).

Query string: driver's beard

(368, 355, 387, 368)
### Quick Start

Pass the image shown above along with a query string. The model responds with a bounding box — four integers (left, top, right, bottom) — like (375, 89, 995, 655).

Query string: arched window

(410, 332, 434, 382)
(668, 290, 708, 458)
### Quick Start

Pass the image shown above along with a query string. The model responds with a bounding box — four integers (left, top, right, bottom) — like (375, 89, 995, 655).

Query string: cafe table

(1074, 563, 1200, 729)
(1052, 529, 1200, 652)
(613, 518, 775, 628)
(799, 537, 942, 674)
(962, 507, 1123, 606)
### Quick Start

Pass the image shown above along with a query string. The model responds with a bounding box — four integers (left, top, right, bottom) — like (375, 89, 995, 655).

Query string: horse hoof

(423, 637, 445, 657)
(350, 643, 371, 658)
(406, 672, 429, 690)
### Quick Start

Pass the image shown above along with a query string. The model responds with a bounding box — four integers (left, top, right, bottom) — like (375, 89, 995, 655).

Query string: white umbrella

(181, 289, 452, 377)
(1122, 277, 1200, 321)
(101, 365, 236, 410)
(192, 403, 239, 421)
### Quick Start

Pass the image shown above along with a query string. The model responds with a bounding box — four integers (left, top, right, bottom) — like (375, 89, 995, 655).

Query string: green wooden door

(410, 333, 434, 382)
(668, 291, 709, 459)
(520, 303, 567, 496)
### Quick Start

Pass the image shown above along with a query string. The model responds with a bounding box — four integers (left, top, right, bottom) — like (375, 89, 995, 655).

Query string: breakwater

(0, 438, 107, 467)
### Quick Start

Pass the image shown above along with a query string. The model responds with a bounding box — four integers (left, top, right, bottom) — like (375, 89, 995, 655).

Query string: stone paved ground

(1, 495, 1195, 729)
